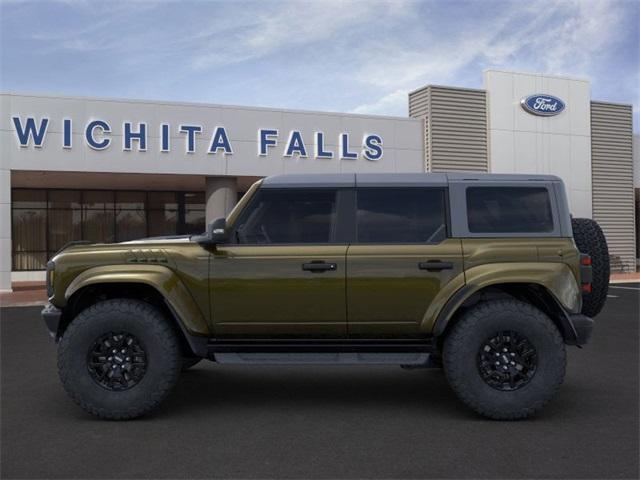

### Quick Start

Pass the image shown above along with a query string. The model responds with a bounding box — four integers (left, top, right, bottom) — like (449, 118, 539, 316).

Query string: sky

(1, 0, 639, 130)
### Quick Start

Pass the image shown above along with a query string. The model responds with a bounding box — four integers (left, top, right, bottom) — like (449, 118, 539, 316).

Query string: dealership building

(0, 69, 637, 291)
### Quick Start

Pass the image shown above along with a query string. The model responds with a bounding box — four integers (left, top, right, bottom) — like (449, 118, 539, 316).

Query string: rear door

(209, 187, 350, 338)
(346, 187, 463, 337)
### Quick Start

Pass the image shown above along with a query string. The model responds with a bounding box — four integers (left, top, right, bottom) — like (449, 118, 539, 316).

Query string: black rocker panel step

(213, 352, 433, 365)
(206, 338, 435, 354)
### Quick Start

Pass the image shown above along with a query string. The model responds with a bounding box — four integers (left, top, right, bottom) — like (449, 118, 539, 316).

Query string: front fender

(64, 264, 210, 335)
(424, 262, 581, 335)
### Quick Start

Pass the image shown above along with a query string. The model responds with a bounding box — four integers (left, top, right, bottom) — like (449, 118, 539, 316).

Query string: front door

(210, 187, 348, 338)
(346, 187, 464, 337)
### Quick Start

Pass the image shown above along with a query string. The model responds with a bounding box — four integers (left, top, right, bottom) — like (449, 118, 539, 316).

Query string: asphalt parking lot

(1, 285, 638, 479)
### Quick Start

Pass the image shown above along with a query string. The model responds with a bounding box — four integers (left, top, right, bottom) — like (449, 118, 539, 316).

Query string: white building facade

(484, 70, 593, 218)
(0, 70, 636, 291)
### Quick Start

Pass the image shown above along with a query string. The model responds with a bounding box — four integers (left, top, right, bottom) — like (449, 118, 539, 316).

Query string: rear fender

(424, 262, 581, 335)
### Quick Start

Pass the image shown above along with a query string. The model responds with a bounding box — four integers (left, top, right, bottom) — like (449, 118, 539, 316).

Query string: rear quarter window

(466, 187, 554, 233)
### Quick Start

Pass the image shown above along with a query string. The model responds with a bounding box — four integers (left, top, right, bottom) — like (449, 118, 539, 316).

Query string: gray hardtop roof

(261, 172, 561, 188)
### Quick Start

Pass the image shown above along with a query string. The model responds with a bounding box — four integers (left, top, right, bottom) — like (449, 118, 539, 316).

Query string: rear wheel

(572, 217, 609, 317)
(57, 299, 182, 420)
(443, 299, 566, 420)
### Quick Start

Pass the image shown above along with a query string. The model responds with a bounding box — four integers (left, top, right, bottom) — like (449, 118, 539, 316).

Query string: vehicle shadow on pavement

(163, 365, 496, 420)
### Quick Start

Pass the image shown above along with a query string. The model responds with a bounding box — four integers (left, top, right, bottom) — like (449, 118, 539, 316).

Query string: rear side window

(234, 189, 337, 244)
(356, 188, 446, 243)
(466, 187, 554, 233)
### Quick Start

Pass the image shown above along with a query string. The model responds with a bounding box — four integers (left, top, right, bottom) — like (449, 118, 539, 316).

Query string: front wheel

(443, 299, 566, 420)
(57, 299, 182, 420)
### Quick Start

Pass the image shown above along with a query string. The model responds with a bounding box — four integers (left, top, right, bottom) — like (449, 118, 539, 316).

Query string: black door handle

(418, 261, 454, 271)
(302, 262, 337, 273)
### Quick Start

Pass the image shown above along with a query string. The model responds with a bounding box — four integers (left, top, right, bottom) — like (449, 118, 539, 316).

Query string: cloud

(350, 0, 632, 115)
(1, 0, 636, 128)
(351, 88, 409, 116)
(189, 1, 413, 70)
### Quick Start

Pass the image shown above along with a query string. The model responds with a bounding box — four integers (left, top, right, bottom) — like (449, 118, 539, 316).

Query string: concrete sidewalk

(1, 270, 639, 308)
(611, 271, 640, 283)
(0, 282, 47, 308)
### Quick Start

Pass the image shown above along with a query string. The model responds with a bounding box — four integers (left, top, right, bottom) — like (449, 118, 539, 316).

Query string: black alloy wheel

(477, 331, 537, 391)
(87, 332, 147, 391)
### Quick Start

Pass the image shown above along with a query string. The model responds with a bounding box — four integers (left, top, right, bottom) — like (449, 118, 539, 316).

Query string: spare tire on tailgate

(571, 218, 610, 317)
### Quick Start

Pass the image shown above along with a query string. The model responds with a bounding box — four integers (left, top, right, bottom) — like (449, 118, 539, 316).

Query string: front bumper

(41, 303, 62, 340)
(565, 313, 594, 346)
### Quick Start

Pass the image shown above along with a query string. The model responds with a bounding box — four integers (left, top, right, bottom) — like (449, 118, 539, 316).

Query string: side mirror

(192, 217, 227, 245)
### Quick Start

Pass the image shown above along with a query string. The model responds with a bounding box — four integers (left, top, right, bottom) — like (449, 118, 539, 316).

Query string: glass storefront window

(183, 192, 205, 235)
(83, 209, 115, 244)
(48, 209, 82, 252)
(83, 190, 115, 209)
(148, 192, 178, 210)
(12, 205, 47, 270)
(116, 191, 145, 210)
(115, 191, 146, 242)
(148, 209, 178, 237)
(116, 210, 147, 242)
(184, 210, 205, 235)
(13, 189, 46, 209)
(184, 192, 205, 206)
(48, 190, 81, 209)
(148, 192, 178, 237)
(11, 189, 206, 270)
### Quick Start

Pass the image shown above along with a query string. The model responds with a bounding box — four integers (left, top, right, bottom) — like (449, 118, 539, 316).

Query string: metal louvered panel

(408, 87, 430, 171)
(590, 101, 636, 270)
(409, 86, 488, 173)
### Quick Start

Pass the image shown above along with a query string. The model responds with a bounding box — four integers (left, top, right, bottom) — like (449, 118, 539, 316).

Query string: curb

(0, 301, 47, 308)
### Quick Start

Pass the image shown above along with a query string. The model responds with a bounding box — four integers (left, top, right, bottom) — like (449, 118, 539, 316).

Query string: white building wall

(484, 70, 593, 218)
(0, 93, 425, 178)
(0, 169, 10, 291)
(0, 95, 12, 291)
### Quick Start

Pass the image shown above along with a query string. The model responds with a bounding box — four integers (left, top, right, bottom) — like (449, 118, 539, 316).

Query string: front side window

(356, 188, 447, 243)
(466, 186, 554, 233)
(234, 189, 338, 244)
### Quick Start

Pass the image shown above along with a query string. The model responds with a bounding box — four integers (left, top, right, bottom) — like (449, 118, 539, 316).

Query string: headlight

(46, 260, 55, 297)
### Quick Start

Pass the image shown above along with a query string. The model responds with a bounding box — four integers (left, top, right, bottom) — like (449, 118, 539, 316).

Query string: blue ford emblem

(520, 94, 566, 116)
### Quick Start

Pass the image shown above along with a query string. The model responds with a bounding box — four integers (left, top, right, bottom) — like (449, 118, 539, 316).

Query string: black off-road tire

(571, 217, 609, 317)
(443, 300, 566, 420)
(57, 299, 182, 420)
(182, 357, 203, 371)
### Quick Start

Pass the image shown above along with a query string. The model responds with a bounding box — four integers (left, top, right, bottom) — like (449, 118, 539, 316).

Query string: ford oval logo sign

(520, 94, 566, 116)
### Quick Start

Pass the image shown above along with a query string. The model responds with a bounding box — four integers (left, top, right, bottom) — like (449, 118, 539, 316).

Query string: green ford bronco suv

(42, 173, 609, 420)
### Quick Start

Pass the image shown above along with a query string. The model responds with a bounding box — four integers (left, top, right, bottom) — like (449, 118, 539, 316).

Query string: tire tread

(571, 217, 609, 317)
(57, 299, 181, 420)
(444, 299, 566, 420)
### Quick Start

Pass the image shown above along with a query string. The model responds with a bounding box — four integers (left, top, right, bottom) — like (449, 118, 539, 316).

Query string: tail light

(579, 253, 592, 295)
